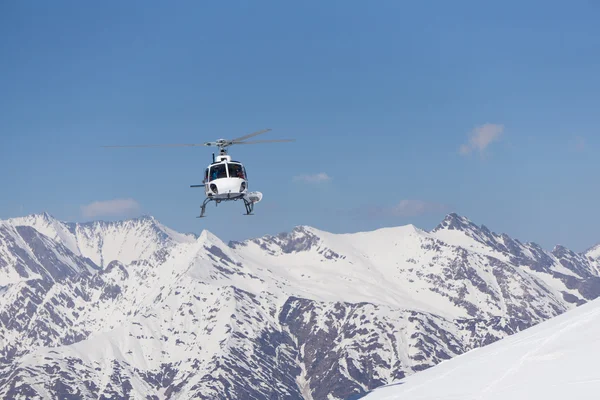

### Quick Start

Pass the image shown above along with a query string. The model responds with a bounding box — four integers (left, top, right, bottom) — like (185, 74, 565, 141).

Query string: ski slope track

(362, 296, 600, 400)
(0, 212, 599, 399)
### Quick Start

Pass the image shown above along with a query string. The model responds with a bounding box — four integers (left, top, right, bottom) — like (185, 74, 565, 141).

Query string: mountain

(8, 213, 196, 268)
(0, 212, 599, 399)
(586, 243, 600, 262)
(0, 220, 97, 285)
(0, 219, 99, 370)
(361, 295, 600, 400)
(432, 214, 600, 304)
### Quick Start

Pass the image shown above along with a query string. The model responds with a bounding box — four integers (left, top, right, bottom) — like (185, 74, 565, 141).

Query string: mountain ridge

(11, 211, 596, 259)
(8, 211, 581, 252)
(8, 213, 198, 269)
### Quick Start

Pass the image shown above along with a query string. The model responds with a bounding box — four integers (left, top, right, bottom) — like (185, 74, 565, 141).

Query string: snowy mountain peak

(6, 214, 196, 268)
(9, 212, 82, 257)
(433, 213, 529, 251)
(198, 228, 229, 247)
(552, 244, 572, 257)
(0, 221, 97, 286)
(9, 212, 60, 230)
(229, 224, 323, 254)
(431, 213, 498, 247)
(10, 211, 56, 224)
(432, 213, 476, 232)
(435, 213, 509, 238)
(586, 243, 600, 261)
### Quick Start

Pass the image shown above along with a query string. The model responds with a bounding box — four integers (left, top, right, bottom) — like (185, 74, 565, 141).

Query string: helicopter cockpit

(203, 156, 249, 200)
(205, 162, 246, 182)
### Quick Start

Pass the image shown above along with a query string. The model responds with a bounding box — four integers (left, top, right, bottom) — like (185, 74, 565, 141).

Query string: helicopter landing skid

(243, 198, 254, 216)
(196, 195, 257, 217)
(197, 197, 212, 218)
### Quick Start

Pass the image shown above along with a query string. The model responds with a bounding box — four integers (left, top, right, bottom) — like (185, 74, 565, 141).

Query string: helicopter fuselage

(204, 155, 248, 200)
(206, 177, 247, 200)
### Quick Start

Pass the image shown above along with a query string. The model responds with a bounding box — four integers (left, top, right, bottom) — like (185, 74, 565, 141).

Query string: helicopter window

(227, 163, 246, 179)
(209, 164, 227, 180)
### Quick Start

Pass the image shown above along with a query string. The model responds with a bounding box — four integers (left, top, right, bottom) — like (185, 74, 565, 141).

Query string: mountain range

(1, 212, 599, 399)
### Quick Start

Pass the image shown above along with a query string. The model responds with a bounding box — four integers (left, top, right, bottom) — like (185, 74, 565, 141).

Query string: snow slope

(363, 296, 600, 400)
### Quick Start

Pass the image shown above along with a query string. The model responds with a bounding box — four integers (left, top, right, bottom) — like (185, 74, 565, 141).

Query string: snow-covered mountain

(0, 220, 98, 285)
(361, 295, 600, 400)
(586, 243, 600, 262)
(8, 213, 196, 268)
(0, 212, 599, 399)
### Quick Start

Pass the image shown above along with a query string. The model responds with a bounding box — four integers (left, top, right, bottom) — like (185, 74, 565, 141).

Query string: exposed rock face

(0, 213, 598, 399)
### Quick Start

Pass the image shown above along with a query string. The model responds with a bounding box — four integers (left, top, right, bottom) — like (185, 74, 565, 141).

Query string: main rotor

(204, 129, 282, 155)
(102, 128, 294, 155)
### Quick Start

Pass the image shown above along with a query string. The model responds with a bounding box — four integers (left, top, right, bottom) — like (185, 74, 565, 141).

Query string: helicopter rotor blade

(233, 139, 295, 145)
(231, 128, 272, 143)
(101, 130, 291, 149)
(101, 143, 210, 148)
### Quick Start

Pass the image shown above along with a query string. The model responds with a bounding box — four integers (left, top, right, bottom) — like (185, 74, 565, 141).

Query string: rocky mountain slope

(0, 213, 599, 399)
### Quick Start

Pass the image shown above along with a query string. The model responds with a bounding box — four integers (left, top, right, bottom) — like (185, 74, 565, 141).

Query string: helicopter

(103, 129, 294, 218)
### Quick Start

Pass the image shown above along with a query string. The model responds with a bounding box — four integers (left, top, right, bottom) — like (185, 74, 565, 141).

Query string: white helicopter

(103, 129, 294, 217)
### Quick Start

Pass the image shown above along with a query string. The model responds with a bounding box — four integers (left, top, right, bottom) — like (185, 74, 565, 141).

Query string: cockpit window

(227, 163, 245, 179)
(209, 164, 227, 181)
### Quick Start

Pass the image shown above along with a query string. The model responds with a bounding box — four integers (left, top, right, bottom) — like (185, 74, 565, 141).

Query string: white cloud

(460, 123, 504, 156)
(81, 198, 141, 218)
(293, 173, 332, 183)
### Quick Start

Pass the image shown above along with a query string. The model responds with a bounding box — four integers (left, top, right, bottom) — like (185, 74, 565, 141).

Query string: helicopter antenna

(102, 129, 294, 155)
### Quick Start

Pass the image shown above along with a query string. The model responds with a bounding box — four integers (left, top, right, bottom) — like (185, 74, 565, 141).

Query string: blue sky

(1, 1, 599, 251)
